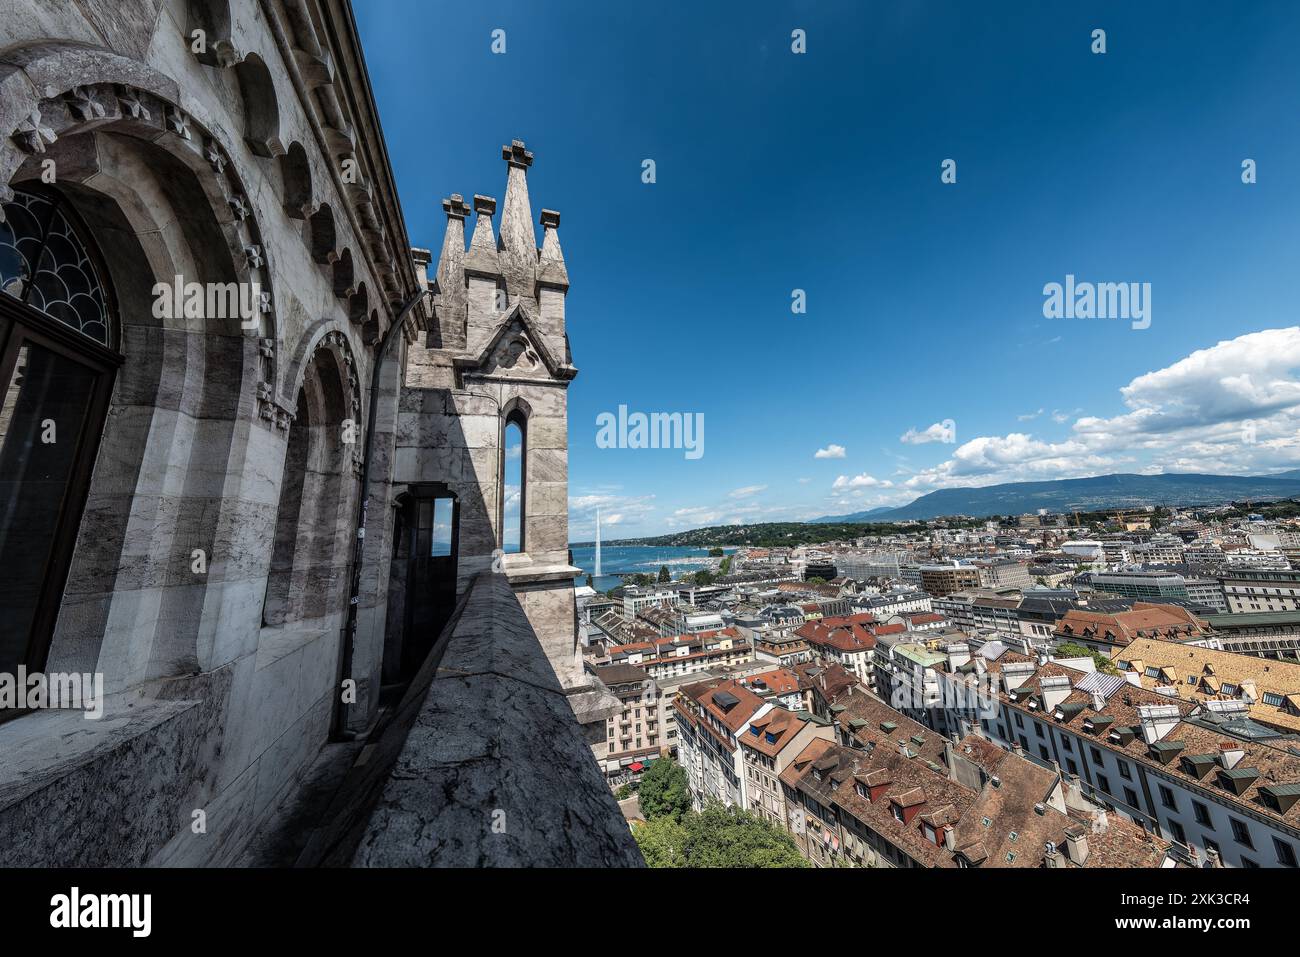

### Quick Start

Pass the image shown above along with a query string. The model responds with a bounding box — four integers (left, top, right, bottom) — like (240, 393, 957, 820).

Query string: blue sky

(356, 0, 1300, 540)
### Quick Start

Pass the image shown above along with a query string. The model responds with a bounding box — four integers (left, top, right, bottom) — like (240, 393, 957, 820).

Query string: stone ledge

(0, 690, 212, 866)
(351, 572, 643, 867)
(502, 560, 583, 585)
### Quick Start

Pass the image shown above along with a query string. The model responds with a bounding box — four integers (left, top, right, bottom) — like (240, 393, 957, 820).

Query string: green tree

(807, 576, 826, 585)
(585, 574, 594, 589)
(637, 758, 691, 822)
(708, 547, 724, 557)
(634, 801, 807, 868)
(693, 569, 714, 586)
(632, 815, 687, 867)
(719, 556, 733, 576)
(658, 565, 671, 583)
(680, 802, 808, 868)
(1055, 641, 1116, 674)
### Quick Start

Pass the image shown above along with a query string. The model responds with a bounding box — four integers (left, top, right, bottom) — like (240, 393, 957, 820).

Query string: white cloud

(898, 328, 1300, 494)
(1076, 327, 1300, 438)
(1018, 408, 1044, 422)
(814, 444, 846, 459)
(900, 422, 953, 445)
(832, 473, 892, 490)
(569, 491, 656, 537)
(729, 484, 767, 498)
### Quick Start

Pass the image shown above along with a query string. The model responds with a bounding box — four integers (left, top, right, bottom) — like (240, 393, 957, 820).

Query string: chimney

(946, 643, 971, 670)
(1137, 704, 1181, 744)
(1043, 841, 1066, 868)
(1091, 690, 1106, 712)
(1064, 825, 1090, 865)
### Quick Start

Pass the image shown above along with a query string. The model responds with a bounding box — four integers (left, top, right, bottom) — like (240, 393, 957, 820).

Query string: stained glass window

(0, 189, 111, 346)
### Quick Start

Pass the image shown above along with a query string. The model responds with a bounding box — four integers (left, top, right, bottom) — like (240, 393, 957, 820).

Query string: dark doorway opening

(383, 483, 459, 689)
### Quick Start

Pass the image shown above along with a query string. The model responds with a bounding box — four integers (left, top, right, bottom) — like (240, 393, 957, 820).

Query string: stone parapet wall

(352, 572, 643, 867)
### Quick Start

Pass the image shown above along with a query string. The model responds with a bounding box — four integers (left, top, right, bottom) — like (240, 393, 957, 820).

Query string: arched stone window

(0, 186, 118, 684)
(261, 343, 352, 629)
(233, 53, 284, 158)
(500, 401, 529, 555)
(279, 141, 313, 219)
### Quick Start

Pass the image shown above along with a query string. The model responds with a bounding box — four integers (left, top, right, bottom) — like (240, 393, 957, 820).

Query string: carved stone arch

(0, 43, 283, 367)
(333, 247, 356, 299)
(284, 324, 363, 437)
(232, 53, 285, 158)
(262, 330, 359, 628)
(279, 140, 313, 218)
(0, 44, 296, 685)
(309, 203, 339, 264)
(187, 0, 242, 67)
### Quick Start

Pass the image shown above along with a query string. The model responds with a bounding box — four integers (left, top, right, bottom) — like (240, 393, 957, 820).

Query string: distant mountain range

(813, 472, 1300, 523)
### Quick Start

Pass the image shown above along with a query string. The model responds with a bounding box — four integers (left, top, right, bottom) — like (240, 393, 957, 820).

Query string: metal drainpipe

(333, 289, 428, 740)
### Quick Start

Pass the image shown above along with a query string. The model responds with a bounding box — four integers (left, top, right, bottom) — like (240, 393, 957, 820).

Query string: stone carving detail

(204, 137, 227, 174)
(13, 110, 56, 154)
(166, 106, 192, 139)
(116, 86, 151, 121)
(65, 86, 107, 122)
(503, 335, 539, 370)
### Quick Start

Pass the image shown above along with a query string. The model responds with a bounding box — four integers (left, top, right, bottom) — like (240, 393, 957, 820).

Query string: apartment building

(852, 589, 934, 618)
(976, 661, 1300, 868)
(737, 668, 805, 711)
(1130, 537, 1187, 565)
(593, 664, 662, 781)
(976, 559, 1033, 591)
(753, 631, 813, 667)
(653, 660, 775, 757)
(1184, 578, 1229, 613)
(1053, 603, 1210, 655)
(738, 708, 835, 826)
(796, 613, 898, 688)
(674, 679, 766, 809)
(1201, 610, 1300, 660)
(622, 585, 680, 620)
(932, 590, 1022, 635)
(920, 564, 984, 597)
(779, 726, 1171, 868)
(1221, 569, 1300, 614)
(605, 628, 753, 681)
(1090, 570, 1191, 602)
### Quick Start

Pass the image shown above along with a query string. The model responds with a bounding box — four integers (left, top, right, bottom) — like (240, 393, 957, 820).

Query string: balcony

(295, 571, 643, 867)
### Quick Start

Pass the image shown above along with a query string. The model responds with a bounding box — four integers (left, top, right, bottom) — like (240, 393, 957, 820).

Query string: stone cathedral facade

(0, 0, 623, 868)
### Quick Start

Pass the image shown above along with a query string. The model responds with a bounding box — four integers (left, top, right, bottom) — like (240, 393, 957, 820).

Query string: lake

(569, 544, 733, 593)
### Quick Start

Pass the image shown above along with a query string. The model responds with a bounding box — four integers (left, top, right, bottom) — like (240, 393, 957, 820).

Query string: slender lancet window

(0, 187, 118, 680)
(502, 419, 524, 553)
